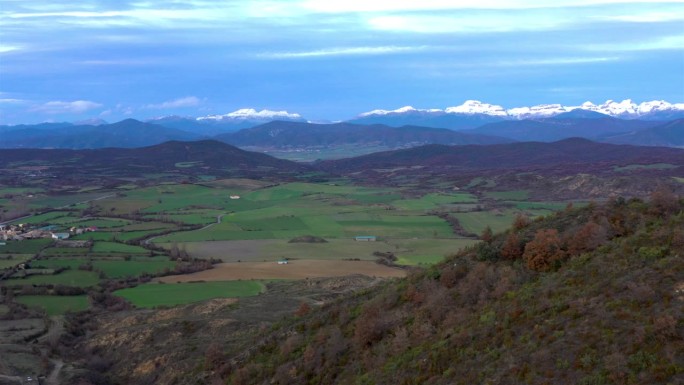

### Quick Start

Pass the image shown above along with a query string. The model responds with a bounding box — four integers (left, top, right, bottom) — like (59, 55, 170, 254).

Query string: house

(51, 232, 70, 240)
(277, 259, 289, 265)
(354, 236, 377, 242)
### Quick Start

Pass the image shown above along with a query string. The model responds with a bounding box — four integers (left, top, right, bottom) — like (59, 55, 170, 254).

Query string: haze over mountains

(1, 99, 683, 152)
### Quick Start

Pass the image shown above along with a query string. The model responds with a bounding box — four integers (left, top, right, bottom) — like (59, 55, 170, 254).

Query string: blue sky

(1, 0, 683, 124)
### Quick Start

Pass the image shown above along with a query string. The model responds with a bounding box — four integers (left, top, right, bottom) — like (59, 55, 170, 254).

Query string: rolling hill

(0, 119, 204, 149)
(0, 140, 309, 186)
(466, 116, 659, 143)
(215, 121, 513, 148)
(318, 138, 684, 173)
(602, 118, 684, 147)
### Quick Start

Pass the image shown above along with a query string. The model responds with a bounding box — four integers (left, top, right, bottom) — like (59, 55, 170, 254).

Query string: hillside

(603, 119, 684, 147)
(0, 119, 204, 149)
(0, 140, 309, 189)
(318, 138, 684, 174)
(216, 121, 512, 148)
(65, 192, 684, 384)
(467, 116, 658, 143)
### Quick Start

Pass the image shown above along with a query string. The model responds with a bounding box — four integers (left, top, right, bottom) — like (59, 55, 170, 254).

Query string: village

(0, 222, 97, 242)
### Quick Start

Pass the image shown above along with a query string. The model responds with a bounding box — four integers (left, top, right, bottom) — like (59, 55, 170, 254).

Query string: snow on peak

(507, 104, 571, 119)
(198, 108, 303, 121)
(445, 100, 508, 116)
(357, 99, 684, 120)
(358, 106, 442, 117)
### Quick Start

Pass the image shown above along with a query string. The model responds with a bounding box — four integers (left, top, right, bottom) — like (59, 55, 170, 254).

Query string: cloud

(32, 100, 103, 114)
(260, 46, 426, 59)
(0, 98, 27, 104)
(301, 0, 684, 12)
(145, 96, 201, 109)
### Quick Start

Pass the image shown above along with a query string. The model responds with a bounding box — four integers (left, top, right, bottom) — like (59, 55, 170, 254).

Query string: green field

(614, 163, 678, 172)
(115, 280, 264, 308)
(391, 193, 478, 210)
(15, 295, 89, 315)
(91, 242, 149, 254)
(454, 210, 517, 234)
(35, 258, 176, 278)
(0, 239, 52, 254)
(6, 270, 100, 287)
(395, 255, 448, 266)
(0, 254, 32, 269)
(485, 190, 530, 200)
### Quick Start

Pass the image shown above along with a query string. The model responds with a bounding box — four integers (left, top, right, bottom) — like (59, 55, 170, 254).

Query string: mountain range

(1, 99, 683, 152)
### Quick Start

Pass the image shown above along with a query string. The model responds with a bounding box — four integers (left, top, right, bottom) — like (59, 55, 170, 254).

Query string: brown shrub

(523, 229, 566, 272)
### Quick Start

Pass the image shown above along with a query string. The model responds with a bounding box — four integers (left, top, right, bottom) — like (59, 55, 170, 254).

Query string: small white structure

(230, 195, 241, 200)
(277, 259, 289, 265)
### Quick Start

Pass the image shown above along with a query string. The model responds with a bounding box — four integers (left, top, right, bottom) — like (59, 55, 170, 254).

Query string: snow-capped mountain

(355, 100, 684, 121)
(197, 108, 304, 122)
(147, 109, 306, 135)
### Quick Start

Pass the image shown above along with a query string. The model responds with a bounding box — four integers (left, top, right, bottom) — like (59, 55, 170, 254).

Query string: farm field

(453, 210, 518, 234)
(167, 238, 478, 265)
(115, 281, 263, 308)
(37, 257, 176, 278)
(5, 270, 100, 287)
(156, 260, 407, 282)
(15, 295, 89, 316)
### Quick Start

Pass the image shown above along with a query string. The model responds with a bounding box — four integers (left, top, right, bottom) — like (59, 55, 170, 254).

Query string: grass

(614, 163, 678, 172)
(92, 259, 176, 278)
(0, 239, 52, 254)
(391, 193, 478, 210)
(454, 210, 517, 234)
(6, 270, 100, 287)
(395, 255, 447, 266)
(114, 280, 264, 308)
(15, 295, 89, 316)
(91, 242, 150, 254)
(0, 254, 32, 269)
(485, 190, 530, 200)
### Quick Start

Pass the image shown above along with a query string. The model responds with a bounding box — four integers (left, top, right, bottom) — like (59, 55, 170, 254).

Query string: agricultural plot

(115, 280, 264, 308)
(0, 254, 32, 269)
(454, 210, 517, 234)
(485, 190, 530, 200)
(5, 270, 100, 287)
(0, 239, 52, 254)
(35, 257, 175, 278)
(15, 295, 89, 316)
(156, 260, 406, 282)
(91, 242, 149, 255)
(391, 193, 478, 211)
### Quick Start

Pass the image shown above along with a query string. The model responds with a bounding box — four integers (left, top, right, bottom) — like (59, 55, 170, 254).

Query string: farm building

(51, 232, 70, 240)
(230, 195, 241, 200)
(354, 236, 377, 242)
(277, 259, 289, 265)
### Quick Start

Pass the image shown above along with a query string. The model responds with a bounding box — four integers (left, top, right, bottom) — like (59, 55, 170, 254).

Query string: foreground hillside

(211, 192, 683, 384)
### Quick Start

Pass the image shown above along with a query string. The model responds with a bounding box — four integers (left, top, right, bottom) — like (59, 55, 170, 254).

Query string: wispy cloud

(260, 46, 426, 59)
(145, 96, 201, 109)
(31, 100, 103, 114)
(301, 0, 684, 12)
(0, 98, 27, 104)
(585, 35, 684, 51)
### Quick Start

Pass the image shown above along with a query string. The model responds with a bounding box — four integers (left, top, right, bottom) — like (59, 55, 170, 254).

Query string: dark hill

(318, 138, 684, 173)
(347, 111, 506, 130)
(215, 121, 512, 148)
(0, 119, 204, 149)
(0, 140, 309, 184)
(469, 116, 659, 142)
(603, 118, 684, 147)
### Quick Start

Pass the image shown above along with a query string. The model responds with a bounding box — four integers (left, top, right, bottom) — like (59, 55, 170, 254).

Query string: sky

(1, 0, 683, 124)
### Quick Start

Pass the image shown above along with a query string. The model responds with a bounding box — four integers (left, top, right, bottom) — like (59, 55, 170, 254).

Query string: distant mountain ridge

(215, 121, 513, 148)
(354, 99, 684, 121)
(319, 138, 684, 173)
